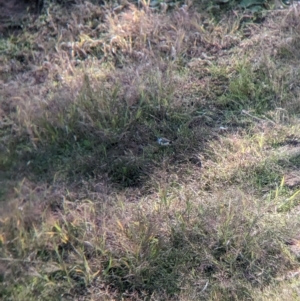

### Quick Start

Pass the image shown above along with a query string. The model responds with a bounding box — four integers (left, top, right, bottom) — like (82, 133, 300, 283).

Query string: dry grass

(1, 1, 300, 300)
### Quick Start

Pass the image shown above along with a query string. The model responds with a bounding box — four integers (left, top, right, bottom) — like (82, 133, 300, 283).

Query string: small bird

(157, 137, 172, 146)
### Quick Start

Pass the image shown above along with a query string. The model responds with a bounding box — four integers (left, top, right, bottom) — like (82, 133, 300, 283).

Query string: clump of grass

(216, 60, 279, 113)
(2, 2, 300, 301)
(10, 61, 212, 186)
(1, 181, 299, 301)
(170, 192, 298, 300)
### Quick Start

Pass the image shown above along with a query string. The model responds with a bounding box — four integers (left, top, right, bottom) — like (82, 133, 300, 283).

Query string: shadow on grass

(2, 4, 300, 300)
(4, 68, 212, 188)
(3, 55, 289, 190)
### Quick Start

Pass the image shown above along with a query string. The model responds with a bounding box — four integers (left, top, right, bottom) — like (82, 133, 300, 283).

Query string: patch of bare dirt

(285, 171, 300, 188)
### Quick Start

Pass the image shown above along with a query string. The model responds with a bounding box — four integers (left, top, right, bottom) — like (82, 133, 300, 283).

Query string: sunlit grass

(1, 1, 300, 300)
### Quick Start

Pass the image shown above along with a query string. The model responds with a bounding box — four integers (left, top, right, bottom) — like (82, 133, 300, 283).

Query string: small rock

(157, 137, 172, 146)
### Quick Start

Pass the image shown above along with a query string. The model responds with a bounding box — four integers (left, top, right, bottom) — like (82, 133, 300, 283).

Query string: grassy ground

(1, 1, 300, 300)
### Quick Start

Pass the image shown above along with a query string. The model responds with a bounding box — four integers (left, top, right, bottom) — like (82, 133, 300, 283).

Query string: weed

(217, 61, 277, 113)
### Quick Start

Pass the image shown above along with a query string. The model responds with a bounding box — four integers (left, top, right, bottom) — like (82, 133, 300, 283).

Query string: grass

(1, 1, 300, 300)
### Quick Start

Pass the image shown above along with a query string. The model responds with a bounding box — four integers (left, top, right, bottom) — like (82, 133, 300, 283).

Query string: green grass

(1, 1, 300, 301)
